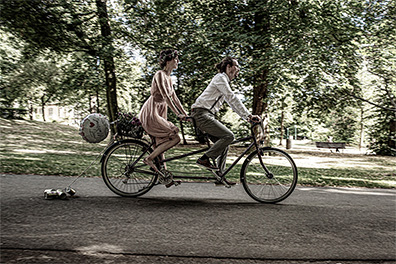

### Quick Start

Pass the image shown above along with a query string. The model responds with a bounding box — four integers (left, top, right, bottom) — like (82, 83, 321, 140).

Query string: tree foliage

(0, 0, 119, 124)
(359, 0, 396, 155)
(0, 0, 394, 155)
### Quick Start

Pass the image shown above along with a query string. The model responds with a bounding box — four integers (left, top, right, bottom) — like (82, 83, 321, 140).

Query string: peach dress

(138, 70, 187, 147)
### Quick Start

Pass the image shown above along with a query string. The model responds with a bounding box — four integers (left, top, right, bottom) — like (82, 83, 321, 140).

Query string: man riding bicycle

(191, 56, 260, 185)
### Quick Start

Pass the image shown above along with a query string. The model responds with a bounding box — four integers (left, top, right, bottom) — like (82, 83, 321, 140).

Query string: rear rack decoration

(116, 112, 144, 139)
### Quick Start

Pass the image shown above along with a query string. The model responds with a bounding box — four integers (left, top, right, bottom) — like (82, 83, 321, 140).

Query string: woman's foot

(143, 158, 160, 174)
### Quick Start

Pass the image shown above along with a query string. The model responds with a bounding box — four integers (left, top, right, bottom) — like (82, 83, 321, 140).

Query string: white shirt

(191, 73, 251, 120)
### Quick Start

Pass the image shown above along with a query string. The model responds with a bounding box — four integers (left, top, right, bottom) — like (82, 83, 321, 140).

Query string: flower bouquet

(116, 112, 144, 139)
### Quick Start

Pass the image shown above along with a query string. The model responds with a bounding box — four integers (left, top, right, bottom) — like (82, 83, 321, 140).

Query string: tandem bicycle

(100, 117, 298, 203)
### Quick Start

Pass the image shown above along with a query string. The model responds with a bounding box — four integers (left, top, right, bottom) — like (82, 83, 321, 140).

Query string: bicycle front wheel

(240, 147, 298, 203)
(101, 139, 158, 197)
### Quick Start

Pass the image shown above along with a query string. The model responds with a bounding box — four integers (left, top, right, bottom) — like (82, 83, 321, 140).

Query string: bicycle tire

(101, 139, 158, 197)
(240, 147, 298, 203)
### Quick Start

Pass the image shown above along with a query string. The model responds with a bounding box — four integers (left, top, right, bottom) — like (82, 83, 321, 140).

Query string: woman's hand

(177, 114, 188, 121)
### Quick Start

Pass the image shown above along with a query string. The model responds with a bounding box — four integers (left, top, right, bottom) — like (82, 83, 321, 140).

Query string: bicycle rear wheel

(240, 147, 298, 203)
(101, 139, 158, 197)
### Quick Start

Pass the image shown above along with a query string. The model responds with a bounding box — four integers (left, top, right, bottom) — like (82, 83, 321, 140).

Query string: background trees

(0, 0, 119, 125)
(0, 0, 394, 155)
(360, 0, 396, 155)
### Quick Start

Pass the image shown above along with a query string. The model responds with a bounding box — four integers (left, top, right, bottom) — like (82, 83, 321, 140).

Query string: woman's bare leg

(144, 137, 180, 172)
(159, 153, 166, 170)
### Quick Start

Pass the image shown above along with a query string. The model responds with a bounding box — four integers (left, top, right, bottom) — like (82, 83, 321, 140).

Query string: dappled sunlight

(1, 154, 43, 161)
(75, 244, 124, 257)
(320, 176, 396, 187)
(226, 156, 245, 164)
(299, 187, 396, 196)
(293, 155, 396, 171)
(4, 147, 107, 157)
(1, 118, 395, 188)
(13, 149, 46, 154)
(12, 148, 78, 155)
(323, 188, 396, 195)
(13, 119, 32, 124)
(4, 134, 25, 139)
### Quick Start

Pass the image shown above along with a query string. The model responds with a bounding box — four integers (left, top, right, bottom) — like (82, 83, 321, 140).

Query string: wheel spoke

(102, 140, 157, 197)
(241, 148, 297, 203)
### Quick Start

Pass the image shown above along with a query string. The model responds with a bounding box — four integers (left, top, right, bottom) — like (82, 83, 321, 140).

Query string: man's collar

(221, 72, 230, 83)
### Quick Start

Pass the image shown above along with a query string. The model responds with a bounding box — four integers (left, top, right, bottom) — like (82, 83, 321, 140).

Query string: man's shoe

(215, 178, 236, 186)
(196, 158, 219, 171)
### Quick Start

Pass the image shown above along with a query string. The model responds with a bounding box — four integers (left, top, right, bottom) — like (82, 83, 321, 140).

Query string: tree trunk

(359, 107, 364, 151)
(253, 69, 270, 145)
(41, 96, 46, 122)
(96, 0, 118, 133)
(252, 6, 271, 145)
(29, 103, 33, 121)
(252, 8, 270, 117)
(96, 89, 100, 113)
(252, 69, 269, 116)
(264, 112, 270, 146)
(89, 94, 92, 113)
(389, 118, 396, 150)
(103, 57, 118, 122)
(279, 110, 284, 146)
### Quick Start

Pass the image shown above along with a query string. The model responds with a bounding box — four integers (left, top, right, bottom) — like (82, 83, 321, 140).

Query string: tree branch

(345, 91, 396, 112)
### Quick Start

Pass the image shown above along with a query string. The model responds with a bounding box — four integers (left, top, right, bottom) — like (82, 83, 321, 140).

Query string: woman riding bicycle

(138, 49, 188, 174)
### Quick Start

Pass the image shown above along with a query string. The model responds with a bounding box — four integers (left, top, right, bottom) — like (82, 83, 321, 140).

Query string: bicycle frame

(130, 122, 264, 181)
(101, 120, 298, 203)
(166, 136, 255, 180)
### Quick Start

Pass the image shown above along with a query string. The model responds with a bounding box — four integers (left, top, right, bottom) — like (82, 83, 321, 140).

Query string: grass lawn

(1, 117, 395, 188)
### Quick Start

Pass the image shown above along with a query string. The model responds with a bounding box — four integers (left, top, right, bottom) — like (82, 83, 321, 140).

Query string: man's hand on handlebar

(248, 115, 261, 124)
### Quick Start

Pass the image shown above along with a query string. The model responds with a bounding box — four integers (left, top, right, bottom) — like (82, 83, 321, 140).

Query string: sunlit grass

(0, 117, 395, 188)
(297, 167, 395, 188)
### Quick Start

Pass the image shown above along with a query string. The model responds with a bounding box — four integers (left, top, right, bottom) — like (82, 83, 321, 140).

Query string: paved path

(1, 174, 395, 263)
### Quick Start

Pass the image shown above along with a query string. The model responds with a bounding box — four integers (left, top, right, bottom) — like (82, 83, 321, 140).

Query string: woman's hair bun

(159, 49, 178, 68)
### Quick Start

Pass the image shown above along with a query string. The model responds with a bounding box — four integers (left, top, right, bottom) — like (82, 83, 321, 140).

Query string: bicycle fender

(100, 139, 152, 163)
(100, 140, 123, 163)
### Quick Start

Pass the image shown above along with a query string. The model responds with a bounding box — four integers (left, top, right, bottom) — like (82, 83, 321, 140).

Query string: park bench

(315, 142, 346, 153)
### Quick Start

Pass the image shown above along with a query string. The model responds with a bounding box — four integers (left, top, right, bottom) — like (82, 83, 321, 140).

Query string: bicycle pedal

(165, 180, 181, 188)
(174, 181, 181, 186)
(165, 181, 174, 188)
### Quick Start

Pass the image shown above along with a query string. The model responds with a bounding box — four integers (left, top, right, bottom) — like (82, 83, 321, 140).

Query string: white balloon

(79, 113, 110, 143)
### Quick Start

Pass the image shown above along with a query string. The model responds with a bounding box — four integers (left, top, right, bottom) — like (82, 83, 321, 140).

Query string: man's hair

(215, 56, 236, 73)
(159, 49, 178, 69)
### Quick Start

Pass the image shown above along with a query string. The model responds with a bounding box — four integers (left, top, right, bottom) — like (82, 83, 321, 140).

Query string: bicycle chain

(158, 168, 174, 185)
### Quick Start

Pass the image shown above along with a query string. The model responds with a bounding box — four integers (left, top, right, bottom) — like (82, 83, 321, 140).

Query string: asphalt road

(1, 174, 395, 264)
